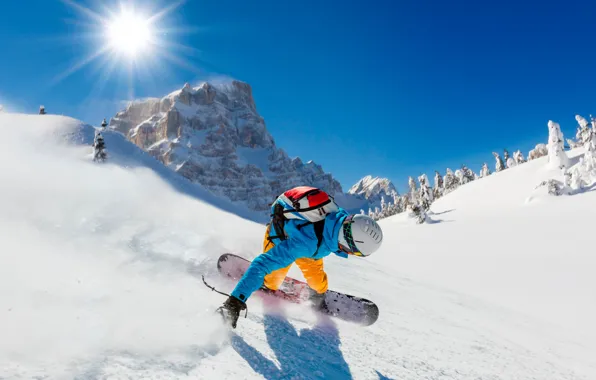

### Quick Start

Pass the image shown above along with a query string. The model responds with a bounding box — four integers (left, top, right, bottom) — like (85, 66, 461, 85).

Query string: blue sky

(1, 0, 596, 192)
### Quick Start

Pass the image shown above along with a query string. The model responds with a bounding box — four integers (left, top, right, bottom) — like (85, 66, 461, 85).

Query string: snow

(1, 113, 595, 379)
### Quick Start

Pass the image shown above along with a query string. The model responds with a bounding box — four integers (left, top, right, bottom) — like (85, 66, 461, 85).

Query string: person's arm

(230, 237, 312, 302)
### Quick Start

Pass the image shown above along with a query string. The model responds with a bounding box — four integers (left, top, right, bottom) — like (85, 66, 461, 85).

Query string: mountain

(348, 175, 398, 207)
(108, 81, 343, 212)
(1, 112, 594, 379)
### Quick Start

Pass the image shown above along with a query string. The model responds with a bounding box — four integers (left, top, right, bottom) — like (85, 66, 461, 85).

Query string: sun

(54, 0, 201, 95)
(105, 10, 154, 58)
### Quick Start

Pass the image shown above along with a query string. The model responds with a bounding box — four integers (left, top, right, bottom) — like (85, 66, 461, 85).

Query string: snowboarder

(218, 186, 384, 328)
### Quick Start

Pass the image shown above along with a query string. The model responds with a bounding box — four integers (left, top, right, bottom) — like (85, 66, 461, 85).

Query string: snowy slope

(1, 113, 595, 379)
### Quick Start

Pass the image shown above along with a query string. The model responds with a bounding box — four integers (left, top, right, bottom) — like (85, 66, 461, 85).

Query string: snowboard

(217, 253, 379, 326)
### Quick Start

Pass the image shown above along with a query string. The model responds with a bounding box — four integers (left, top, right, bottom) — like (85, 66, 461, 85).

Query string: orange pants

(262, 225, 328, 294)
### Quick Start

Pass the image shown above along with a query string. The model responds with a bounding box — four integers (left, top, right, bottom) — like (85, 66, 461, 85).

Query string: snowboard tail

(217, 253, 379, 326)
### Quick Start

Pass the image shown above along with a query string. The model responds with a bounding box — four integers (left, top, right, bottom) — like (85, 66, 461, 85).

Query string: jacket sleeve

(230, 237, 312, 302)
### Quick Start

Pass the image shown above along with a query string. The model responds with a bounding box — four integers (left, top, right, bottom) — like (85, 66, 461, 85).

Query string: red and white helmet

(338, 214, 383, 257)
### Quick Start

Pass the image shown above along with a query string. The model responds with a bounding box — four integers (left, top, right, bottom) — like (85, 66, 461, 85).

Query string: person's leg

(295, 258, 328, 294)
(262, 224, 292, 290)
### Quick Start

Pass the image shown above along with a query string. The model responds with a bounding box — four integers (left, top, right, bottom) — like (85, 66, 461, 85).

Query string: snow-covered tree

(506, 157, 517, 168)
(39, 105, 46, 115)
(493, 152, 505, 172)
(418, 174, 433, 210)
(454, 169, 464, 185)
(565, 129, 596, 191)
(514, 150, 525, 164)
(547, 120, 569, 169)
(101, 118, 108, 129)
(443, 168, 459, 193)
(380, 196, 387, 217)
(461, 165, 475, 184)
(503, 149, 510, 162)
(408, 176, 418, 203)
(434, 170, 443, 189)
(528, 143, 548, 160)
(534, 179, 566, 196)
(480, 163, 490, 178)
(433, 170, 444, 199)
(93, 131, 107, 162)
(407, 203, 427, 224)
(574, 115, 591, 146)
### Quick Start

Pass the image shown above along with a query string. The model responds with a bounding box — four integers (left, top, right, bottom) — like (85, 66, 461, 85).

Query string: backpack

(269, 186, 339, 247)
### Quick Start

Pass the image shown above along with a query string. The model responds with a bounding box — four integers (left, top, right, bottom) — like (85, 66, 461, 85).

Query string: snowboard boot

(217, 296, 246, 329)
(308, 290, 329, 313)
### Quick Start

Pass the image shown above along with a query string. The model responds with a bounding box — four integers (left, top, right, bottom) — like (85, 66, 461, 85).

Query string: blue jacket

(231, 208, 350, 302)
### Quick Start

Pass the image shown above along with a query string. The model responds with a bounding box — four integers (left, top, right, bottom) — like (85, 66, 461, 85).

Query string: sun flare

(106, 10, 153, 57)
(54, 0, 200, 94)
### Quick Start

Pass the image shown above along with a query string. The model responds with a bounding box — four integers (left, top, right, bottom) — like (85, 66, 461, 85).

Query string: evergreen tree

(454, 169, 464, 185)
(394, 194, 405, 214)
(528, 144, 548, 160)
(417, 174, 433, 210)
(443, 168, 459, 193)
(39, 105, 46, 115)
(93, 131, 107, 162)
(434, 170, 443, 189)
(575, 115, 591, 146)
(461, 165, 475, 184)
(101, 118, 108, 129)
(408, 176, 418, 203)
(433, 170, 444, 199)
(402, 193, 411, 211)
(380, 196, 387, 218)
(503, 149, 510, 162)
(480, 163, 491, 178)
(409, 203, 427, 224)
(514, 150, 526, 164)
(493, 152, 505, 172)
(547, 120, 569, 169)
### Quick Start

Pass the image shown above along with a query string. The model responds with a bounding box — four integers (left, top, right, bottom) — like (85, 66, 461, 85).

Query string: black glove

(218, 296, 247, 329)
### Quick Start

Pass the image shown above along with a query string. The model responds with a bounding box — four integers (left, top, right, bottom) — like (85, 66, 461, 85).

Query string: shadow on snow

(231, 302, 352, 379)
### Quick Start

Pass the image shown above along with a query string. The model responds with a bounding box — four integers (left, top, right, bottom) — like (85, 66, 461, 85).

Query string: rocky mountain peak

(348, 175, 398, 205)
(108, 80, 342, 213)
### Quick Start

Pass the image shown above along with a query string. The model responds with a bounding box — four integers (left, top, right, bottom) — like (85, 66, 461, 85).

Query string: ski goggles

(338, 215, 364, 257)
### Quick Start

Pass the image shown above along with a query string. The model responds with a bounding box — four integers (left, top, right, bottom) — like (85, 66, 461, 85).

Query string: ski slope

(1, 113, 595, 379)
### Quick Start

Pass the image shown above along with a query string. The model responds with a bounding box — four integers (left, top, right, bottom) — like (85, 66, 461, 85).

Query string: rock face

(348, 175, 398, 207)
(109, 81, 343, 212)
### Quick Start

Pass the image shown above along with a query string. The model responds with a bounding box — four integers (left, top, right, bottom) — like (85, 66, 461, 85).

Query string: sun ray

(60, 0, 106, 24)
(157, 50, 202, 75)
(51, 45, 111, 85)
(147, 0, 186, 24)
